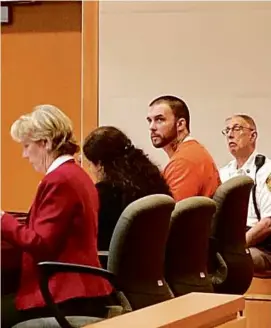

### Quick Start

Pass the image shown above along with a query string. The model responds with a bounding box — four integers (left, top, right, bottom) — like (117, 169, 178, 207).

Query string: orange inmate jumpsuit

(163, 139, 221, 201)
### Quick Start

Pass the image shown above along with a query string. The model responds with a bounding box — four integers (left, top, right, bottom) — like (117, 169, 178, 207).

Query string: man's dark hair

(149, 95, 190, 132)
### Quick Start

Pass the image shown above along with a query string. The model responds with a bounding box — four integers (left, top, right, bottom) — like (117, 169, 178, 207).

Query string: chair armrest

(210, 252, 228, 285)
(38, 261, 117, 328)
(38, 261, 116, 284)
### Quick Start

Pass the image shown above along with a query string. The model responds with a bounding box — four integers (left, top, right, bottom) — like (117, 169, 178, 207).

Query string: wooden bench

(83, 293, 246, 328)
(245, 272, 271, 328)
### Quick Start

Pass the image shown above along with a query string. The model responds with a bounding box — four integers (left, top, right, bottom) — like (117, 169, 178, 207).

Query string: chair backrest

(165, 196, 216, 296)
(107, 194, 175, 310)
(211, 175, 254, 249)
(210, 175, 254, 294)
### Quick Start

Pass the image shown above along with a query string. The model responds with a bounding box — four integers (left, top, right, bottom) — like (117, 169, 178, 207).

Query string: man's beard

(151, 131, 177, 148)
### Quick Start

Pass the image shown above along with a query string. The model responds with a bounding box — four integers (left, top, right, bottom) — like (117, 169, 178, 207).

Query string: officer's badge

(266, 173, 271, 192)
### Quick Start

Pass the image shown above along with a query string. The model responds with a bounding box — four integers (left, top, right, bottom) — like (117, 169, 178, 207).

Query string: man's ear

(176, 118, 186, 132)
(251, 130, 258, 142)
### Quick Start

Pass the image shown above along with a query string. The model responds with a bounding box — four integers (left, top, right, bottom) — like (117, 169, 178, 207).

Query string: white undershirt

(46, 155, 74, 175)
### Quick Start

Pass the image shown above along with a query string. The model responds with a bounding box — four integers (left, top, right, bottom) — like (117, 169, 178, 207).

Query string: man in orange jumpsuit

(147, 95, 220, 201)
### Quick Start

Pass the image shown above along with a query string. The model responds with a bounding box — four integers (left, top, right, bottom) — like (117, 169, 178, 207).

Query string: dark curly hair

(83, 126, 172, 201)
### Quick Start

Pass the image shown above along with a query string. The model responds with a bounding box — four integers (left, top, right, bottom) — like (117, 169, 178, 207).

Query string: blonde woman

(1, 105, 112, 328)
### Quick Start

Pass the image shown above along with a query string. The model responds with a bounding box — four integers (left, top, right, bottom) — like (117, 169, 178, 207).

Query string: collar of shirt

(183, 135, 195, 143)
(46, 155, 74, 175)
(228, 150, 258, 178)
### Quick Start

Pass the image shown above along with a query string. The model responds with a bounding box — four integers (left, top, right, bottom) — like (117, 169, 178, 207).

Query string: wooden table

(83, 292, 245, 328)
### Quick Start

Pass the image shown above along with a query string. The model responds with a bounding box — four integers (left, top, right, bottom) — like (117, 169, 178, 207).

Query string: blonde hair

(10, 104, 80, 155)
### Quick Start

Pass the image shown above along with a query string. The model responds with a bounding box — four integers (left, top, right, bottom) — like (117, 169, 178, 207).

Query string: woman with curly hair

(83, 126, 172, 251)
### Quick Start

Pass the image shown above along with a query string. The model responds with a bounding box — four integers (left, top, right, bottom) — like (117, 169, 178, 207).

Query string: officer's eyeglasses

(221, 125, 254, 136)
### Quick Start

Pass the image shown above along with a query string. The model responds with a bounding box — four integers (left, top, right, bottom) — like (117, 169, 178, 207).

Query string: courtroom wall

(1, 1, 82, 210)
(99, 1, 271, 169)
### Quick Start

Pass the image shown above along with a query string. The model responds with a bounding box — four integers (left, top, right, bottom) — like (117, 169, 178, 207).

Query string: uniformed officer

(220, 114, 271, 273)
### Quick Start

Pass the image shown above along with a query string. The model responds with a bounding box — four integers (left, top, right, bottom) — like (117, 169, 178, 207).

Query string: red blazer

(1, 160, 112, 310)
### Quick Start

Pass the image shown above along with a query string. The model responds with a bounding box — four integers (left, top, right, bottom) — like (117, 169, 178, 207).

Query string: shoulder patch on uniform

(266, 173, 271, 192)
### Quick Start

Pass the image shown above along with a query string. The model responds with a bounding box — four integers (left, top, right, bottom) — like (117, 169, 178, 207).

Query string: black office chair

(14, 194, 175, 328)
(106, 194, 175, 309)
(209, 176, 254, 294)
(165, 197, 216, 296)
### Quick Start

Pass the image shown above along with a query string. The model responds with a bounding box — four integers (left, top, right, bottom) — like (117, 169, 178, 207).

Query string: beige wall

(99, 1, 271, 169)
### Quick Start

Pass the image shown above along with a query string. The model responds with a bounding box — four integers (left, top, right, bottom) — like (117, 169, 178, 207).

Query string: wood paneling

(1, 1, 98, 211)
(82, 0, 99, 139)
(245, 300, 271, 328)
